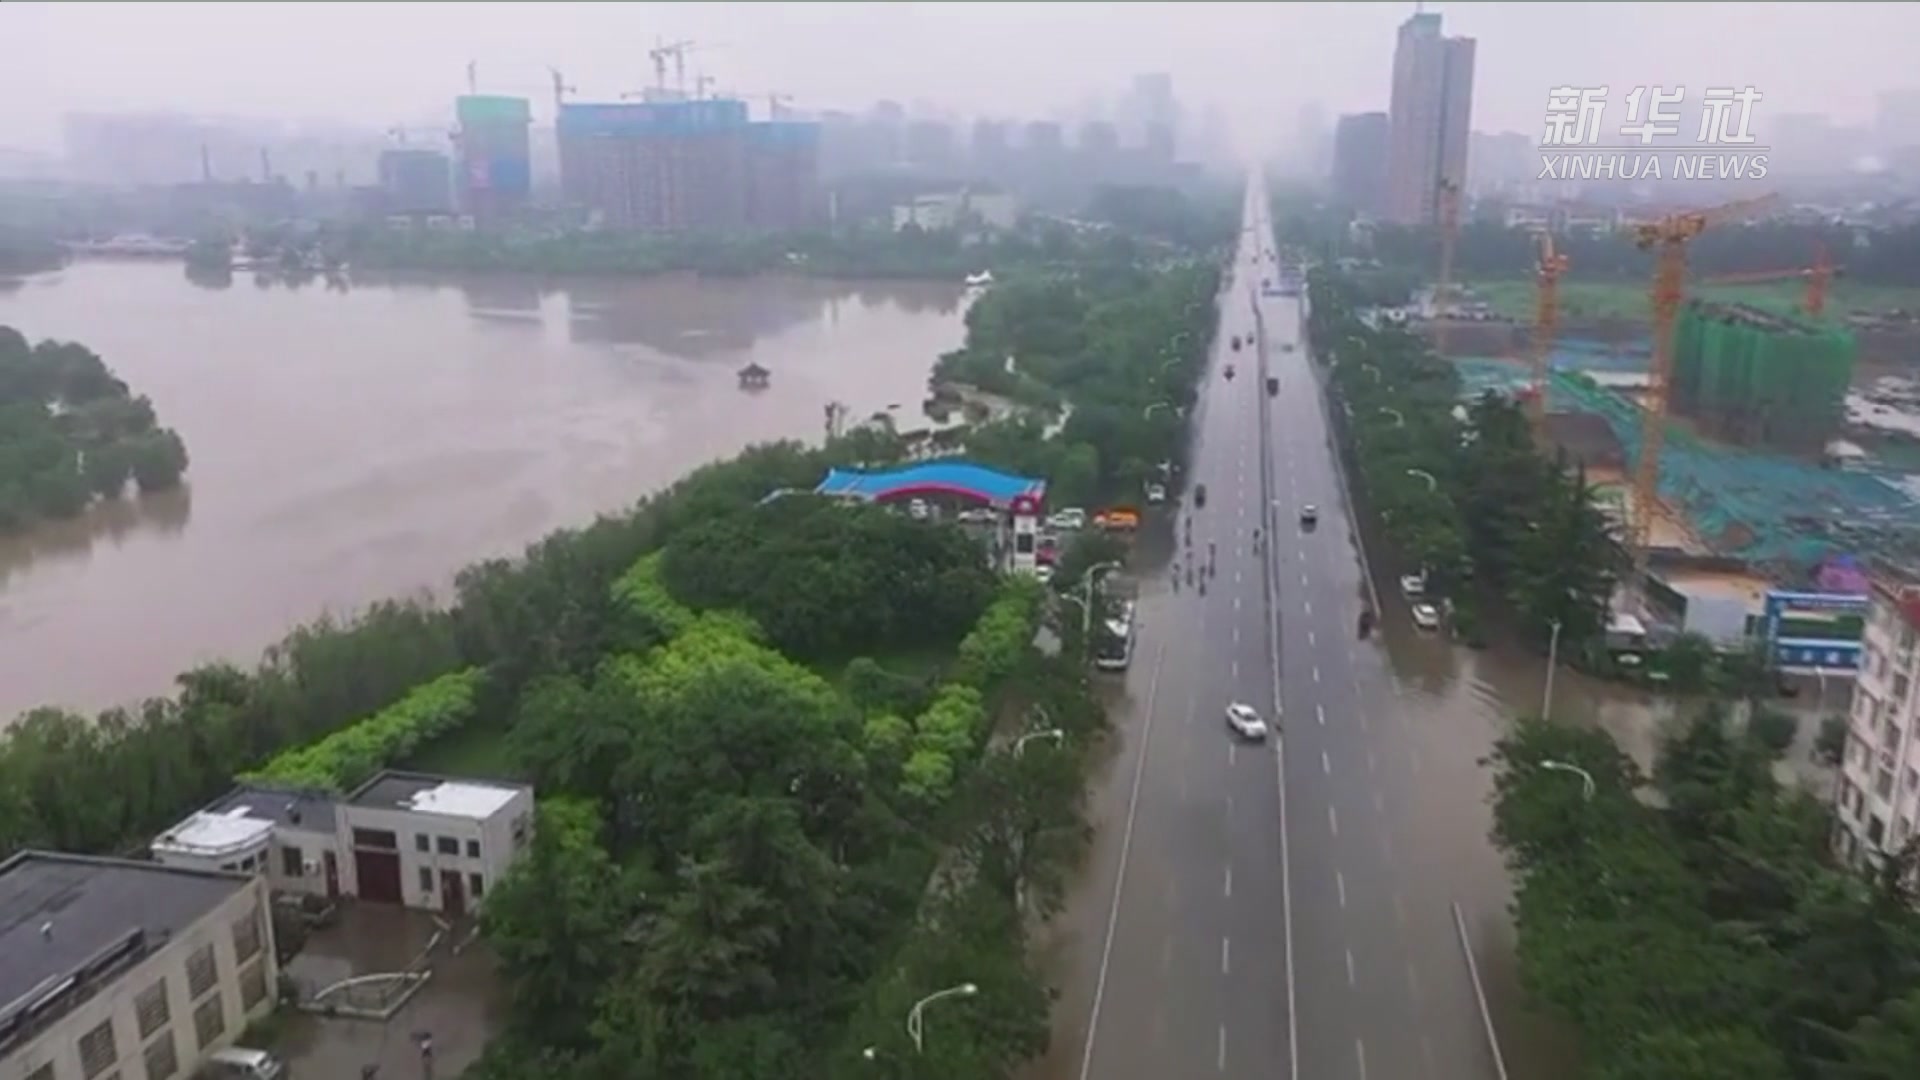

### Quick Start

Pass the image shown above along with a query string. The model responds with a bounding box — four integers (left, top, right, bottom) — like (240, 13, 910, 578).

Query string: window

(512, 814, 529, 848)
(193, 992, 225, 1048)
(78, 1018, 117, 1078)
(419, 867, 434, 894)
(239, 958, 268, 1010)
(282, 845, 304, 877)
(1877, 769, 1895, 801)
(135, 978, 171, 1038)
(415, 833, 430, 853)
(232, 906, 263, 963)
(143, 1031, 179, 1080)
(353, 827, 398, 850)
(186, 942, 218, 999)
(465, 839, 481, 859)
(469, 872, 485, 900)
(436, 835, 459, 856)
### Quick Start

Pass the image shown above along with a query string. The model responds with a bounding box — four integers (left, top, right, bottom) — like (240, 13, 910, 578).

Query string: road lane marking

(1346, 947, 1357, 986)
(1228, 743, 1237, 767)
(1328, 806, 1339, 836)
(1321, 750, 1331, 775)
(1271, 673, 1301, 1080)
(1407, 960, 1424, 1005)
(1336, 871, 1347, 908)
(1357, 1038, 1370, 1080)
(1307, 629, 1315, 647)
(1221, 936, 1231, 975)
(1300, 572, 1308, 586)
(1233, 595, 1241, 611)
(1235, 570, 1242, 585)
(1224, 865, 1233, 898)
(1312, 665, 1320, 683)
(1232, 625, 1239, 644)
(1316, 704, 1326, 726)
(1231, 659, 1238, 680)
(1304, 599, 1312, 616)
(1217, 1024, 1228, 1071)
(1075, 644, 1168, 1080)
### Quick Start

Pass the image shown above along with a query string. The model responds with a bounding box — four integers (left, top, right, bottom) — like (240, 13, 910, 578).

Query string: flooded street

(0, 263, 966, 720)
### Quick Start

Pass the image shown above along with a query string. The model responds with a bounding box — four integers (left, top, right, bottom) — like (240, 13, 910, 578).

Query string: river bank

(0, 262, 968, 721)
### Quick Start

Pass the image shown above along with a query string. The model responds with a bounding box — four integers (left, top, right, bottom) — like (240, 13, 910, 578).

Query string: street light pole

(1379, 406, 1404, 428)
(1405, 468, 1437, 493)
(1540, 759, 1596, 800)
(907, 982, 978, 1053)
(1542, 619, 1563, 721)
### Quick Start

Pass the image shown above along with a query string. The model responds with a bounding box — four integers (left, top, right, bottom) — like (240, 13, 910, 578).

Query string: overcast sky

(4, 2, 1915, 153)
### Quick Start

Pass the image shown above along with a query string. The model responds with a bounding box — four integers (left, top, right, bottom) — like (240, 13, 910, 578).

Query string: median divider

(1451, 899, 1512, 1080)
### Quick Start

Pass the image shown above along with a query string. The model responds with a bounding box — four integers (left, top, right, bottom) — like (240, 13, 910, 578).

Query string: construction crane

(1526, 229, 1570, 433)
(547, 67, 577, 117)
(1433, 178, 1462, 356)
(1625, 193, 1779, 599)
(694, 73, 717, 100)
(1696, 244, 1838, 318)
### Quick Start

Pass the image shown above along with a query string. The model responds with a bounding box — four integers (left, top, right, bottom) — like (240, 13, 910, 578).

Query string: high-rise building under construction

(558, 99, 819, 232)
(1670, 300, 1858, 453)
(1384, 11, 1474, 225)
(454, 95, 532, 218)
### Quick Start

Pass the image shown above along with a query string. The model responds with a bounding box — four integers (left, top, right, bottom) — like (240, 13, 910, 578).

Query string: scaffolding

(1669, 300, 1856, 453)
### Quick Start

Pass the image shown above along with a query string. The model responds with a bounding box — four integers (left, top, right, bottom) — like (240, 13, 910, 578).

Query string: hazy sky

(4, 2, 1915, 153)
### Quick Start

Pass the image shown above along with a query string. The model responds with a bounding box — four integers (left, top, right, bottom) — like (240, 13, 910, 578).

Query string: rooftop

(1, 852, 253, 1033)
(347, 770, 523, 821)
(152, 785, 339, 858)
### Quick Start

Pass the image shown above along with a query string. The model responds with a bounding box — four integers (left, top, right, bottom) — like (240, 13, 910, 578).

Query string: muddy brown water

(0, 263, 967, 721)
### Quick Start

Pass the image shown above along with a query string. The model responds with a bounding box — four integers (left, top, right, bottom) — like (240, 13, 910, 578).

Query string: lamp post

(907, 982, 979, 1053)
(1379, 406, 1404, 428)
(1405, 468, 1437, 493)
(1541, 759, 1596, 800)
(1014, 728, 1065, 757)
(1542, 619, 1563, 721)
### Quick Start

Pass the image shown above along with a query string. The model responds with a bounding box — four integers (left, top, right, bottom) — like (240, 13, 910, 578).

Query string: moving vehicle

(1194, 483, 1208, 509)
(1411, 602, 1442, 631)
(199, 1048, 285, 1080)
(1224, 364, 1236, 382)
(1145, 482, 1167, 505)
(1300, 504, 1318, 527)
(1399, 573, 1427, 599)
(956, 507, 999, 525)
(1094, 600, 1137, 671)
(1225, 702, 1269, 741)
(1095, 508, 1141, 532)
(1231, 335, 1242, 351)
(1047, 508, 1087, 531)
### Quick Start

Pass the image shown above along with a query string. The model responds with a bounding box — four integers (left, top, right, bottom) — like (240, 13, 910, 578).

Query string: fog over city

(4, 1, 1918, 160)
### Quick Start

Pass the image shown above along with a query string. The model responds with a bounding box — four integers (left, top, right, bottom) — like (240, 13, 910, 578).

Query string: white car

(1299, 504, 1318, 526)
(1033, 564, 1055, 585)
(1225, 702, 1269, 741)
(1411, 603, 1442, 631)
(1145, 483, 1167, 505)
(908, 498, 930, 521)
(1047, 508, 1087, 531)
(956, 507, 999, 525)
(1399, 573, 1426, 599)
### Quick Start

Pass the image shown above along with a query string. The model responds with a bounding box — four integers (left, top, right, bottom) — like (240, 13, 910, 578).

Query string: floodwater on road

(0, 262, 967, 721)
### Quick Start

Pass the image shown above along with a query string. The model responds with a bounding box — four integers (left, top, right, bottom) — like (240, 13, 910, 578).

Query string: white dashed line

(1232, 625, 1240, 644)
(1224, 865, 1233, 898)
(1233, 595, 1241, 611)
(1346, 947, 1357, 986)
(1316, 704, 1326, 726)
(1356, 1038, 1370, 1080)
(1217, 1025, 1227, 1072)
(1336, 870, 1347, 908)
(1304, 599, 1312, 616)
(1321, 750, 1331, 775)
(1231, 659, 1238, 680)
(1221, 936, 1232, 975)
(1228, 743, 1237, 767)
(1235, 570, 1243, 585)
(1328, 806, 1339, 836)
(1300, 572, 1308, 586)
(1311, 665, 1320, 684)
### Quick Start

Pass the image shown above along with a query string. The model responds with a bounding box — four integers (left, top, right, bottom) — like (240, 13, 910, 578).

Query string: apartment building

(1834, 574, 1920, 867)
(0, 852, 277, 1080)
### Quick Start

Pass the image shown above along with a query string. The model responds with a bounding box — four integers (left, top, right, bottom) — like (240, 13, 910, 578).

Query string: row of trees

(0, 326, 190, 532)
(1310, 272, 1621, 650)
(1491, 709, 1920, 1077)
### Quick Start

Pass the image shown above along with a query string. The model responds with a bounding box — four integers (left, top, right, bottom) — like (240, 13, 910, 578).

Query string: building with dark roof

(1, 851, 276, 1080)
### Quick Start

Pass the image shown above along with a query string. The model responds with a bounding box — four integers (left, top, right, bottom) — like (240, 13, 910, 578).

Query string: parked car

(1194, 483, 1208, 509)
(1225, 702, 1270, 741)
(1411, 602, 1442, 631)
(1299, 504, 1318, 527)
(1399, 573, 1426, 598)
(199, 1048, 284, 1080)
(1145, 482, 1167, 505)
(1095, 507, 1141, 532)
(1034, 564, 1055, 585)
(956, 507, 999, 525)
(1047, 508, 1087, 531)
(1231, 335, 1242, 351)
(1224, 364, 1236, 381)
(1267, 376, 1279, 396)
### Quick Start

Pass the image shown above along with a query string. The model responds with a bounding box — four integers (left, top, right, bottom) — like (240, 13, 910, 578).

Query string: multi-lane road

(1030, 181, 1513, 1080)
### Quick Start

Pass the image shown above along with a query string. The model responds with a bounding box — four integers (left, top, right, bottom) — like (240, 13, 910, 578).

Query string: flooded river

(0, 263, 967, 721)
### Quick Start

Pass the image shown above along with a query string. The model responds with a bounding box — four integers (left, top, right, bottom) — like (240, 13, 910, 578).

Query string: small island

(0, 325, 190, 533)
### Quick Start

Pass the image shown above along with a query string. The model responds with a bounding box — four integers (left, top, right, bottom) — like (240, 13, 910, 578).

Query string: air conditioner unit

(303, 859, 320, 876)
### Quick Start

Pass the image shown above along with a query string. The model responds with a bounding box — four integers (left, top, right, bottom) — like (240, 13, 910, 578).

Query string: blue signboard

(1763, 589, 1868, 671)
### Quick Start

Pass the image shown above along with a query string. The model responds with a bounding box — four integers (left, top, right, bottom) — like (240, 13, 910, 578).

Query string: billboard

(1763, 589, 1869, 671)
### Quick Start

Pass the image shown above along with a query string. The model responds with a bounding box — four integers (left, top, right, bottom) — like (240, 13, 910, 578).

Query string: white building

(151, 771, 533, 919)
(0, 851, 277, 1080)
(1834, 575, 1920, 868)
(891, 189, 1018, 233)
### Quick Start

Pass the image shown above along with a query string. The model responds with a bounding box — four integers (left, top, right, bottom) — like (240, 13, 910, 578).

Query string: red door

(439, 870, 466, 918)
(353, 850, 402, 904)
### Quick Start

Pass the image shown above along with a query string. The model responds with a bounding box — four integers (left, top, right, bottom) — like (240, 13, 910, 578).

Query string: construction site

(1419, 193, 1920, 647)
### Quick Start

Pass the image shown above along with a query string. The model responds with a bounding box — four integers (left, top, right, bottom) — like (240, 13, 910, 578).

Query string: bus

(1093, 600, 1137, 671)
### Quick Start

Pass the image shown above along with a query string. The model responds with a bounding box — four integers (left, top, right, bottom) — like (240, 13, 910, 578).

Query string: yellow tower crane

(1626, 194, 1778, 600)
(1526, 230, 1569, 434)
